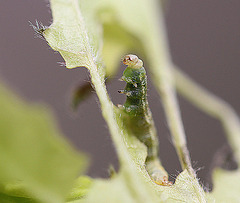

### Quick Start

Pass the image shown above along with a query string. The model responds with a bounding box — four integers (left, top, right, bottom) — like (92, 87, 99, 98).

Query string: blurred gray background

(0, 0, 239, 187)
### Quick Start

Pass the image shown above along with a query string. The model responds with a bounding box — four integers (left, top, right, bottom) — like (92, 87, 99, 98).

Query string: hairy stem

(147, 50, 194, 175)
(174, 67, 240, 166)
(142, 3, 207, 201)
(143, 4, 195, 176)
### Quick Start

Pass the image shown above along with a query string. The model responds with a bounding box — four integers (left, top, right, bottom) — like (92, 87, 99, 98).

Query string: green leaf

(157, 170, 208, 202)
(67, 176, 93, 201)
(0, 84, 87, 203)
(102, 23, 141, 77)
(0, 192, 34, 203)
(207, 169, 240, 203)
(44, 0, 103, 70)
(80, 117, 207, 202)
(77, 112, 163, 203)
(44, 0, 207, 202)
(44, 1, 162, 202)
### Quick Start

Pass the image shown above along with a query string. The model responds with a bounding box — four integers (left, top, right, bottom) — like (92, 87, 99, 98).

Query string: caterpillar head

(122, 54, 143, 68)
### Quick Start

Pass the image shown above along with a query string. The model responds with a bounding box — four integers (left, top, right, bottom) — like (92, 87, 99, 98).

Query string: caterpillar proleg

(119, 54, 172, 186)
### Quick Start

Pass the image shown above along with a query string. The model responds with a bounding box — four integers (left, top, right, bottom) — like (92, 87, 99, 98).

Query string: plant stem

(143, 4, 208, 196)
(146, 49, 194, 175)
(143, 4, 195, 177)
(174, 67, 240, 166)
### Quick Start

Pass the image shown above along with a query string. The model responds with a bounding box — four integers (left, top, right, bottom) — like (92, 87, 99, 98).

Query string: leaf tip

(29, 20, 47, 40)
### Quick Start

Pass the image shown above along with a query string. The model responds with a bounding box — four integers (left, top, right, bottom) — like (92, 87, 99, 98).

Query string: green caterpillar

(119, 54, 172, 186)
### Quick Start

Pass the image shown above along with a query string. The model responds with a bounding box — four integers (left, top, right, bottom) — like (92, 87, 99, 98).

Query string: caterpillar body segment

(146, 160, 173, 186)
(121, 55, 158, 161)
(119, 54, 172, 186)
